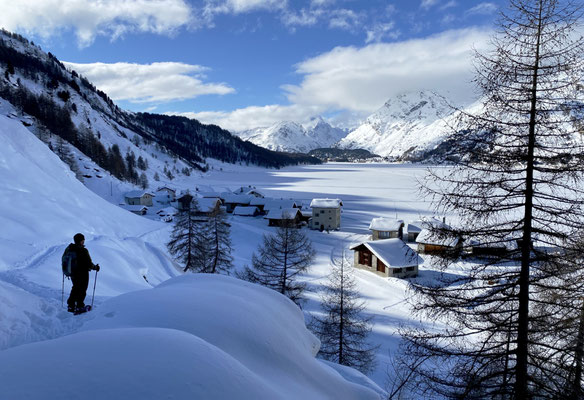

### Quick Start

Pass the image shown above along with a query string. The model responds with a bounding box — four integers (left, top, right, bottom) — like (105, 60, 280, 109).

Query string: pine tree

(398, 1, 584, 398)
(311, 253, 376, 374)
(240, 221, 315, 305)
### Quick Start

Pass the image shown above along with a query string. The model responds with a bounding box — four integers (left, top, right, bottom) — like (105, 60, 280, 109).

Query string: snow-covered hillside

(237, 117, 346, 153)
(338, 91, 462, 159)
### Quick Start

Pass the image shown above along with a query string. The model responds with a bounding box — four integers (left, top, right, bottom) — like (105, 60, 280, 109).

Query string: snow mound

(72, 274, 381, 399)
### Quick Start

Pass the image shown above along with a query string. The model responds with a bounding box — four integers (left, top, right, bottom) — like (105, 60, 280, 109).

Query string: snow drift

(0, 274, 382, 399)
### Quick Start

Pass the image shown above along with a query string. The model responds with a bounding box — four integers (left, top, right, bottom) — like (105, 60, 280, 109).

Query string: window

(406, 266, 415, 271)
(378, 231, 390, 239)
(393, 268, 403, 274)
(320, 210, 325, 214)
(359, 251, 371, 266)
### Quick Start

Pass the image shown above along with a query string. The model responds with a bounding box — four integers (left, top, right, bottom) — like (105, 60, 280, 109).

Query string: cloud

(365, 22, 399, 44)
(203, 0, 286, 19)
(283, 27, 491, 112)
(63, 61, 234, 103)
(177, 28, 491, 131)
(420, 0, 440, 10)
(466, 2, 498, 16)
(0, 0, 192, 47)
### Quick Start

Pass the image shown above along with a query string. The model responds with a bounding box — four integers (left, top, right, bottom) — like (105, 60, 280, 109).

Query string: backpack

(62, 246, 77, 277)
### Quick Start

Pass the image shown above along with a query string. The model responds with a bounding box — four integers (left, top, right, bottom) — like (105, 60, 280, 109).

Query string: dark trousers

(67, 271, 89, 309)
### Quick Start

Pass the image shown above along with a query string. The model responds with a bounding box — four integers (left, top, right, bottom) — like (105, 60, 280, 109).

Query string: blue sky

(0, 0, 505, 130)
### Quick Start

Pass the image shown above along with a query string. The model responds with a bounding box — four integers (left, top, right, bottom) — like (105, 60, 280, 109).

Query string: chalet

(250, 197, 268, 214)
(299, 209, 312, 224)
(265, 208, 301, 227)
(125, 190, 155, 206)
(223, 194, 252, 213)
(406, 220, 424, 242)
(177, 193, 194, 211)
(246, 189, 265, 198)
(263, 199, 299, 214)
(120, 204, 148, 216)
(465, 236, 517, 258)
(233, 206, 260, 217)
(369, 218, 404, 240)
(156, 186, 176, 200)
(310, 198, 343, 231)
(350, 238, 422, 278)
(195, 197, 222, 216)
(415, 220, 462, 254)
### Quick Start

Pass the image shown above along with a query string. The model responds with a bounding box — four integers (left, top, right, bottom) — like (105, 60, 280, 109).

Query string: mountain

(337, 91, 460, 160)
(0, 29, 319, 197)
(237, 117, 347, 153)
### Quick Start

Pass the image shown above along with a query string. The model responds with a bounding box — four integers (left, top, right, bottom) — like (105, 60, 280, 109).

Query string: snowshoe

(67, 306, 76, 313)
(74, 305, 92, 315)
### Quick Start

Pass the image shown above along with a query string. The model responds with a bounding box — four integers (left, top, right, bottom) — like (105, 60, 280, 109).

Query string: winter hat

(74, 233, 85, 244)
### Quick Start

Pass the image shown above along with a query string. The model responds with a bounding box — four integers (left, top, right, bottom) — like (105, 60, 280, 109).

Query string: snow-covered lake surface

(0, 114, 445, 400)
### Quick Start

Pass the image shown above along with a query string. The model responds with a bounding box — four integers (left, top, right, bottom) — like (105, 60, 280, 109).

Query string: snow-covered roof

(119, 204, 148, 212)
(246, 189, 265, 198)
(406, 220, 425, 233)
(310, 198, 343, 209)
(264, 208, 300, 220)
(223, 194, 252, 204)
(233, 206, 259, 216)
(156, 206, 178, 216)
(415, 228, 461, 247)
(350, 239, 421, 268)
(263, 199, 298, 211)
(250, 197, 267, 206)
(369, 218, 404, 232)
(125, 190, 155, 198)
(198, 191, 221, 198)
(156, 186, 176, 193)
(197, 198, 221, 212)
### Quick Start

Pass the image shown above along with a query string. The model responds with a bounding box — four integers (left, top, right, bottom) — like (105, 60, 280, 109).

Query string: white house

(350, 238, 422, 278)
(310, 198, 343, 231)
(369, 218, 404, 240)
(125, 190, 155, 206)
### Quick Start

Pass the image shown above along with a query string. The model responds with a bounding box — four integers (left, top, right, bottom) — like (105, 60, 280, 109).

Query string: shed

(223, 194, 253, 213)
(415, 220, 462, 254)
(120, 204, 148, 216)
(369, 218, 404, 240)
(125, 190, 155, 206)
(233, 206, 260, 217)
(406, 220, 425, 242)
(264, 208, 301, 227)
(350, 238, 421, 278)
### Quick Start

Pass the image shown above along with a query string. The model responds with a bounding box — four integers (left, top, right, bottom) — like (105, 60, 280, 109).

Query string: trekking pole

(61, 273, 65, 307)
(91, 269, 98, 309)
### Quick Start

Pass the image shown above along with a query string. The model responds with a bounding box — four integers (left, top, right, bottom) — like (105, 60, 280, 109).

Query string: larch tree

(310, 253, 377, 374)
(396, 0, 584, 398)
(167, 197, 205, 273)
(201, 208, 234, 274)
(240, 220, 315, 306)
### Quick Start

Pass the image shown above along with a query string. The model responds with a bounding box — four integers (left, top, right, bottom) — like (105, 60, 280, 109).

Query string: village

(118, 185, 507, 281)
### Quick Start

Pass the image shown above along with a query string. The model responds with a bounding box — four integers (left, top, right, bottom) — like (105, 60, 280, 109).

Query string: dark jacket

(66, 243, 96, 274)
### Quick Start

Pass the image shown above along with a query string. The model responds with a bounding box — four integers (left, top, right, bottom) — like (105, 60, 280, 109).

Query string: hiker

(65, 233, 99, 313)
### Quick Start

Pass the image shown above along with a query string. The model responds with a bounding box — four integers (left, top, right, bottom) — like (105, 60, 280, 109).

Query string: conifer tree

(167, 198, 204, 273)
(201, 208, 233, 274)
(240, 221, 315, 305)
(311, 253, 376, 374)
(397, 1, 584, 398)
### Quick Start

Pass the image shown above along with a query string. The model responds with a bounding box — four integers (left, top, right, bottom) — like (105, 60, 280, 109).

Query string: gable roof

(264, 208, 301, 220)
(197, 197, 221, 212)
(263, 199, 298, 211)
(415, 228, 461, 247)
(369, 218, 404, 232)
(350, 239, 422, 268)
(125, 190, 155, 198)
(310, 198, 343, 208)
(223, 194, 253, 205)
(233, 206, 259, 216)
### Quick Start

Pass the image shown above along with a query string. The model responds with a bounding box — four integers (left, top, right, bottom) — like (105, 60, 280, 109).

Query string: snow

(264, 207, 300, 220)
(350, 239, 422, 268)
(233, 206, 259, 216)
(369, 217, 404, 231)
(310, 198, 343, 208)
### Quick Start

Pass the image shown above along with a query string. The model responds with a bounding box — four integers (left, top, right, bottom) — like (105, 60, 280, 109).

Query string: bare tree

(240, 221, 315, 305)
(310, 253, 377, 374)
(167, 198, 205, 273)
(399, 0, 584, 398)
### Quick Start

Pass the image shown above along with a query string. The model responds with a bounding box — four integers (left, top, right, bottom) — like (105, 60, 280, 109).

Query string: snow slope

(237, 117, 346, 153)
(338, 91, 460, 159)
(0, 275, 381, 400)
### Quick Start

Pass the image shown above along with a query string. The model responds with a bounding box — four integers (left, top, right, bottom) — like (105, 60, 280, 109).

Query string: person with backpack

(62, 233, 100, 314)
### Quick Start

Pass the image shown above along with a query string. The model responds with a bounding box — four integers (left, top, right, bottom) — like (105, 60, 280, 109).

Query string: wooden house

(195, 197, 222, 216)
(415, 220, 462, 254)
(223, 194, 252, 213)
(233, 206, 260, 217)
(156, 186, 176, 200)
(406, 220, 424, 242)
(120, 204, 148, 215)
(369, 218, 404, 240)
(350, 238, 422, 278)
(265, 208, 301, 227)
(310, 198, 343, 231)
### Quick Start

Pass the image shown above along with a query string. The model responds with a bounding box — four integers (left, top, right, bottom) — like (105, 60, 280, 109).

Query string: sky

(0, 0, 506, 131)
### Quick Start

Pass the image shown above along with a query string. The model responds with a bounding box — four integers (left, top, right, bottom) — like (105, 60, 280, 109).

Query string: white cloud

(283, 28, 491, 112)
(0, 0, 192, 47)
(365, 22, 399, 44)
(328, 9, 364, 31)
(420, 0, 440, 10)
(466, 2, 498, 16)
(63, 61, 234, 103)
(203, 0, 286, 19)
(177, 28, 491, 130)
